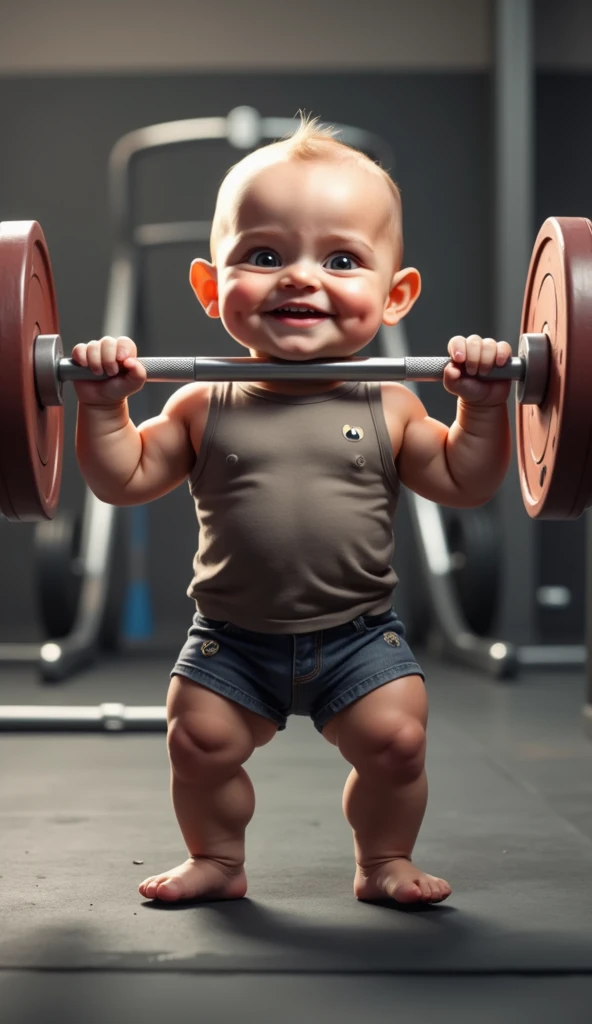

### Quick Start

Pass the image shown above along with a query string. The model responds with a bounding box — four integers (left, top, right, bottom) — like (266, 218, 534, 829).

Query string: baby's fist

(72, 336, 147, 406)
(443, 334, 513, 406)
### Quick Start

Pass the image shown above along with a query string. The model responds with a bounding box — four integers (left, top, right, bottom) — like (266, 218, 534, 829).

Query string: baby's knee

(167, 711, 254, 782)
(360, 717, 426, 783)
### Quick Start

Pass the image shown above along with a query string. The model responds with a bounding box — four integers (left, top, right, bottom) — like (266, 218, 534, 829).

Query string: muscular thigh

(322, 674, 427, 748)
(168, 675, 278, 749)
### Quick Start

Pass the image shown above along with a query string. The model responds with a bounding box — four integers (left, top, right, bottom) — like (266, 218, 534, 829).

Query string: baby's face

(207, 158, 411, 361)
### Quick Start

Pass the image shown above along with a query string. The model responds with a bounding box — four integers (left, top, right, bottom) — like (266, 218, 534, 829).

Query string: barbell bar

(34, 331, 548, 406)
(1, 215, 592, 523)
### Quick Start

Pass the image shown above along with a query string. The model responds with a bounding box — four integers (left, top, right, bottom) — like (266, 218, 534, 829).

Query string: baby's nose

(280, 262, 321, 288)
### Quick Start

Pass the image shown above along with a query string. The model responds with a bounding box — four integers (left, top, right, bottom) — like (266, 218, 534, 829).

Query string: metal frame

(491, 0, 586, 672)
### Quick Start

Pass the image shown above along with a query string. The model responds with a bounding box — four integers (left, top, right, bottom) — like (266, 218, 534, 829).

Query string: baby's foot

(354, 857, 451, 905)
(139, 856, 247, 903)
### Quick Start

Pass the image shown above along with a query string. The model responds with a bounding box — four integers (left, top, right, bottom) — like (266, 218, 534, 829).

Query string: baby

(73, 117, 512, 906)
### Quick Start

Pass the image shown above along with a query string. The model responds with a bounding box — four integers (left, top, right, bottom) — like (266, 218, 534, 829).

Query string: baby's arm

(392, 334, 513, 508)
(73, 336, 207, 505)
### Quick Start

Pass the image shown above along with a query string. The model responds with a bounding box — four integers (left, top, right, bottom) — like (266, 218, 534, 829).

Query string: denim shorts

(171, 607, 424, 734)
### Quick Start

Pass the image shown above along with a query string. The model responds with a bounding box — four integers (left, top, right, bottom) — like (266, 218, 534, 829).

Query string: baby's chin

(234, 339, 372, 363)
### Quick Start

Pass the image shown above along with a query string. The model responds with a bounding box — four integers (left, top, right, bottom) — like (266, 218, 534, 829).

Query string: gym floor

(1, 652, 592, 1022)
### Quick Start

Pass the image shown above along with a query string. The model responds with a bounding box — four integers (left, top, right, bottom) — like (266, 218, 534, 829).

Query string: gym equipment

(517, 217, 592, 520)
(0, 221, 62, 522)
(1, 216, 590, 525)
(379, 322, 517, 677)
(34, 511, 83, 638)
(445, 506, 502, 636)
(0, 703, 166, 731)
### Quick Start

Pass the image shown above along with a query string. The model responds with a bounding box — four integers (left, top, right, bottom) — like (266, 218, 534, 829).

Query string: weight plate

(517, 217, 592, 519)
(0, 221, 63, 521)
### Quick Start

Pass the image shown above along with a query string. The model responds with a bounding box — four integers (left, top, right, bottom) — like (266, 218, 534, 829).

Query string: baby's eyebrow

(323, 234, 375, 259)
(226, 228, 283, 253)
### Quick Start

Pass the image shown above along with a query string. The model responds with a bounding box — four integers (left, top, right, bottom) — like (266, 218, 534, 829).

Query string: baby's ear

(383, 267, 421, 326)
(190, 259, 220, 317)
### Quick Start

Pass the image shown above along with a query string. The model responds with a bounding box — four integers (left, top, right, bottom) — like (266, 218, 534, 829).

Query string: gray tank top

(187, 380, 400, 633)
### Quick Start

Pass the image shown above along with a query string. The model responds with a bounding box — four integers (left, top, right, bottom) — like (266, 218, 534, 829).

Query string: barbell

(1, 216, 591, 524)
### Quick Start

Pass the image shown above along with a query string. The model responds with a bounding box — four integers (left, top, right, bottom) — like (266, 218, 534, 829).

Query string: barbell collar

(34, 334, 64, 407)
(516, 332, 550, 405)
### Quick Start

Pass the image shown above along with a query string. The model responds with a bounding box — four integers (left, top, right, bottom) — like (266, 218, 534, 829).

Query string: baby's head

(191, 116, 421, 361)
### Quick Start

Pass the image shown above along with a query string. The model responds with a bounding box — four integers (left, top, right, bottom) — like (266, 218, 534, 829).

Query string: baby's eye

(324, 253, 360, 271)
(246, 249, 282, 268)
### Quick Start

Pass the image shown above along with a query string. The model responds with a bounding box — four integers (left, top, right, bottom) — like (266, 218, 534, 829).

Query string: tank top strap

(365, 381, 399, 496)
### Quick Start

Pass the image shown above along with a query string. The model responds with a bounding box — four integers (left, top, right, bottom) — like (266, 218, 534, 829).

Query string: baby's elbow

(86, 484, 130, 507)
(83, 473, 143, 507)
(460, 471, 508, 508)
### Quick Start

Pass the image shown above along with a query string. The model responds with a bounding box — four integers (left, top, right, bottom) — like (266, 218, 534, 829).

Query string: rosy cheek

(233, 278, 258, 301)
(337, 279, 378, 317)
(218, 280, 253, 321)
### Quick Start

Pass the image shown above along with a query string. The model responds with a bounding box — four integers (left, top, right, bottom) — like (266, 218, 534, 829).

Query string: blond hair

(210, 112, 403, 263)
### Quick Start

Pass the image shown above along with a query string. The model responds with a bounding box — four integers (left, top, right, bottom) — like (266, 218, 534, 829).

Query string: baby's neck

(248, 380, 345, 395)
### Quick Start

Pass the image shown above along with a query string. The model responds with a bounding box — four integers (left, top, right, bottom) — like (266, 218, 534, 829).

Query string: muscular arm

(385, 384, 512, 507)
(75, 383, 210, 505)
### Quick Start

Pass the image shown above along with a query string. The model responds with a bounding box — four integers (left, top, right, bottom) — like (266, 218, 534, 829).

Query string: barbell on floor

(0, 702, 166, 731)
(1, 216, 592, 523)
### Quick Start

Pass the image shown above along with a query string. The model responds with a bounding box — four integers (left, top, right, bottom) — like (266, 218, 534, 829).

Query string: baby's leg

(139, 676, 278, 902)
(322, 674, 451, 904)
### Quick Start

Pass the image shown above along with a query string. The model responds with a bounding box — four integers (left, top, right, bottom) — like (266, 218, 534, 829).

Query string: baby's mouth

(266, 305, 334, 321)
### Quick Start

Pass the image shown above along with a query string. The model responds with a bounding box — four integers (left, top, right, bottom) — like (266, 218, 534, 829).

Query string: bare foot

(139, 856, 248, 903)
(354, 857, 452, 905)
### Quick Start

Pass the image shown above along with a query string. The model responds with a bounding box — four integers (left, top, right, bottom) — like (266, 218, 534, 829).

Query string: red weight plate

(517, 217, 592, 519)
(0, 221, 63, 521)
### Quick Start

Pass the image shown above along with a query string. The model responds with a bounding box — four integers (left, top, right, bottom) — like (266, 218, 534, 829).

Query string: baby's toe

(418, 879, 434, 900)
(432, 878, 451, 902)
(144, 878, 163, 899)
(394, 880, 422, 903)
(427, 879, 442, 901)
(154, 878, 184, 901)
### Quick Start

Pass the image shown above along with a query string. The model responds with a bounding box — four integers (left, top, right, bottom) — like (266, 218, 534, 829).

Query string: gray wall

(2, 0, 592, 74)
(0, 0, 491, 72)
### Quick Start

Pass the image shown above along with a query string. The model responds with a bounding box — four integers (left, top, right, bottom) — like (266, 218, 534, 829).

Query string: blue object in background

(122, 505, 153, 640)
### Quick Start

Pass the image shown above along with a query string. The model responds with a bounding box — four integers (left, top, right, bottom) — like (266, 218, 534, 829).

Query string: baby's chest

(212, 408, 380, 474)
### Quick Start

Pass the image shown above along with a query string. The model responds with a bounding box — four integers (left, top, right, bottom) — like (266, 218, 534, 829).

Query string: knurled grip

(404, 355, 524, 382)
(404, 356, 451, 379)
(58, 355, 198, 381)
(138, 357, 196, 379)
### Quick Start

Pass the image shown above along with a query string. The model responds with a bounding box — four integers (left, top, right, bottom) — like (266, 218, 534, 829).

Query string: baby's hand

(71, 336, 147, 406)
(443, 334, 513, 406)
